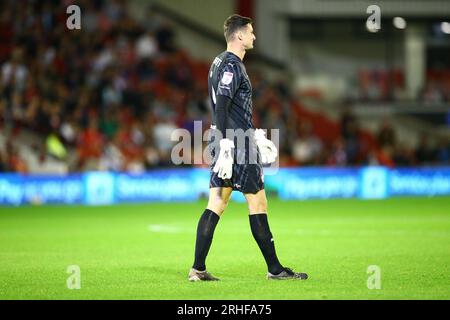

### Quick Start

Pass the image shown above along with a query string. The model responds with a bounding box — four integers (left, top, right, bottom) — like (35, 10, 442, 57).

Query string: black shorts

(209, 135, 264, 194)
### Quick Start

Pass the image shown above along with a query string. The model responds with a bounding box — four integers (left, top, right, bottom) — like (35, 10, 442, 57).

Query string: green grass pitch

(0, 197, 449, 299)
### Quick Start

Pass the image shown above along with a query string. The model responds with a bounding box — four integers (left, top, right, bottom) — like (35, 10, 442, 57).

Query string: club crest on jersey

(221, 72, 233, 85)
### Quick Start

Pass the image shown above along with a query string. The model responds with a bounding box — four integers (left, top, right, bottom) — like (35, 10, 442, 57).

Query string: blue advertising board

(0, 167, 449, 205)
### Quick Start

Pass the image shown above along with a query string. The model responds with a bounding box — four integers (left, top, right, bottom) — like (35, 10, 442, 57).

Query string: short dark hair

(223, 14, 253, 42)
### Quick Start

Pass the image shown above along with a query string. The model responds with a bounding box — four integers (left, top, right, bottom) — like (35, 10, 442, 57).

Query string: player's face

(242, 24, 256, 50)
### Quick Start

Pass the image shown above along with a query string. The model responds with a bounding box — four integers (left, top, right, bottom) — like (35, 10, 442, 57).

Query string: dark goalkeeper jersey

(208, 51, 254, 131)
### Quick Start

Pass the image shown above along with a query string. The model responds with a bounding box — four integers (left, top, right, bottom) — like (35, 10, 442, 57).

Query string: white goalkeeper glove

(254, 129, 278, 164)
(213, 138, 235, 179)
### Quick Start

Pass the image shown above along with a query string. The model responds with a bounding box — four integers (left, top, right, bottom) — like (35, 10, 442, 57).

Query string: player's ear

(237, 30, 243, 41)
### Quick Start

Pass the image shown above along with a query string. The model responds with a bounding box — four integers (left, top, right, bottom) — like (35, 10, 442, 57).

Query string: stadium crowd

(351, 68, 450, 104)
(0, 0, 449, 174)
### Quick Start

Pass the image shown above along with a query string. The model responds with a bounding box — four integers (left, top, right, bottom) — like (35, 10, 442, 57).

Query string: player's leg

(189, 187, 232, 281)
(244, 189, 284, 275)
(206, 186, 233, 217)
(245, 189, 308, 280)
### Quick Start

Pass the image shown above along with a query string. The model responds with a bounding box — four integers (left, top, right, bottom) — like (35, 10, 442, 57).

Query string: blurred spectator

(377, 118, 396, 148)
(166, 52, 193, 90)
(375, 145, 395, 167)
(1, 47, 28, 93)
(340, 109, 360, 164)
(60, 116, 78, 145)
(415, 135, 436, 165)
(435, 138, 450, 164)
(153, 118, 177, 153)
(327, 138, 347, 166)
(422, 81, 445, 104)
(156, 19, 176, 53)
(99, 110, 119, 139)
(28, 144, 68, 174)
(99, 136, 125, 172)
(76, 118, 103, 170)
(136, 30, 158, 59)
(5, 141, 28, 173)
(46, 131, 67, 160)
(291, 121, 322, 165)
(0, 151, 7, 172)
(392, 143, 415, 166)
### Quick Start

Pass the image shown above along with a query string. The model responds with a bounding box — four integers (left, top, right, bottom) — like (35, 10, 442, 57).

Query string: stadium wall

(0, 167, 449, 206)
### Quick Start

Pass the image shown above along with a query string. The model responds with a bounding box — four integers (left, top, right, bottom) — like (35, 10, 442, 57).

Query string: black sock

(249, 213, 284, 275)
(192, 209, 220, 271)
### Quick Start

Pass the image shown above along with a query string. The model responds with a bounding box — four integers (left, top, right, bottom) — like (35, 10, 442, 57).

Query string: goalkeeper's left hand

(254, 129, 278, 164)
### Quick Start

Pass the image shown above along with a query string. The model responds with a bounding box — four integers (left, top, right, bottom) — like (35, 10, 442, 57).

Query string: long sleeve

(215, 95, 232, 138)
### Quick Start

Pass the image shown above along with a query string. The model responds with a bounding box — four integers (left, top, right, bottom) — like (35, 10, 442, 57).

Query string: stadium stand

(0, 0, 449, 174)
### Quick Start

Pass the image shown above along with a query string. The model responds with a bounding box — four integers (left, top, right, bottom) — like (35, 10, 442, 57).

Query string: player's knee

(248, 199, 267, 214)
(217, 200, 229, 215)
(208, 198, 229, 216)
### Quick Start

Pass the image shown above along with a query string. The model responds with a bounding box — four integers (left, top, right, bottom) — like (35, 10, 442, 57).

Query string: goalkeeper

(188, 14, 308, 281)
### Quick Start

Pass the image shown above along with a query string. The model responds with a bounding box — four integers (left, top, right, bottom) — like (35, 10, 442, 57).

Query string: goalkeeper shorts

(209, 144, 264, 194)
